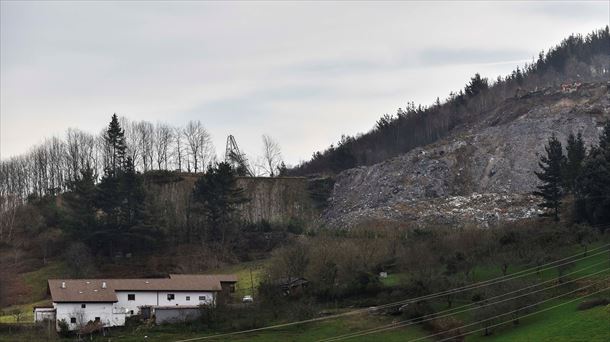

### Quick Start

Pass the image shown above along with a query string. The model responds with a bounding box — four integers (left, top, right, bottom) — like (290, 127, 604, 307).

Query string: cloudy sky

(1, 1, 608, 165)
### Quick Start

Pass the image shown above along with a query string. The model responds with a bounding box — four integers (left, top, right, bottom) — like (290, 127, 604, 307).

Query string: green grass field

(203, 259, 268, 297)
(0, 261, 64, 324)
(22, 262, 68, 303)
(71, 313, 431, 342)
(467, 299, 610, 342)
(2, 243, 608, 341)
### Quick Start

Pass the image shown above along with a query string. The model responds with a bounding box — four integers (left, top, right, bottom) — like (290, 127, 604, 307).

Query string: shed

(33, 306, 56, 322)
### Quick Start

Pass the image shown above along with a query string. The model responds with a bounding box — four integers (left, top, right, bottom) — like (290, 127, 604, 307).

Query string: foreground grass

(467, 298, 610, 342)
(472, 242, 608, 283)
(79, 313, 430, 342)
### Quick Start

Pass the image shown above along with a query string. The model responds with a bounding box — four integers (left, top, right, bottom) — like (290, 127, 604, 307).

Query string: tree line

(291, 27, 610, 175)
(534, 121, 610, 228)
(0, 116, 214, 201)
(0, 116, 286, 203)
(3, 115, 250, 262)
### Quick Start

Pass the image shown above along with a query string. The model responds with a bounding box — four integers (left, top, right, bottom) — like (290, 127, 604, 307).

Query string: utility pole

(250, 268, 254, 296)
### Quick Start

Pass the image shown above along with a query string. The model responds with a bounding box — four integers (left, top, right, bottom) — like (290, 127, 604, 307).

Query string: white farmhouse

(38, 274, 237, 331)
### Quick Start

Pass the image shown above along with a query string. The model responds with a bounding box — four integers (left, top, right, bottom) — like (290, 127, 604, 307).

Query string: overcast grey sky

(1, 1, 608, 165)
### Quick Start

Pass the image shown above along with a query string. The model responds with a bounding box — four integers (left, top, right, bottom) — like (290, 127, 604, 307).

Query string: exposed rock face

(324, 83, 610, 228)
(146, 175, 318, 229)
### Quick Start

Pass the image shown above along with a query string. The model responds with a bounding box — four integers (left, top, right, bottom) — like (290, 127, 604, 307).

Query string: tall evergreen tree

(464, 73, 489, 98)
(94, 116, 158, 256)
(62, 167, 97, 242)
(575, 122, 610, 230)
(192, 162, 247, 245)
(534, 134, 565, 221)
(104, 114, 127, 176)
(563, 132, 586, 192)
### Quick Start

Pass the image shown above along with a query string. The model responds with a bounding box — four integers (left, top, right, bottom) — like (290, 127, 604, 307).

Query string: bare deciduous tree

(154, 123, 174, 170)
(183, 120, 213, 173)
(260, 134, 283, 177)
(136, 121, 155, 171)
(173, 126, 185, 172)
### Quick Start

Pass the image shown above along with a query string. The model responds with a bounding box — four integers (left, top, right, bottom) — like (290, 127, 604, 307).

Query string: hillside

(293, 28, 610, 176)
(324, 82, 610, 228)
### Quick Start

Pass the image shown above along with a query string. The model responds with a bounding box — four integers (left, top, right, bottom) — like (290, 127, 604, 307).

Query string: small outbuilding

(33, 306, 56, 322)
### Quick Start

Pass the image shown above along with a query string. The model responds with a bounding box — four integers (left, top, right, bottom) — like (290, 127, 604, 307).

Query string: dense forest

(290, 27, 610, 175)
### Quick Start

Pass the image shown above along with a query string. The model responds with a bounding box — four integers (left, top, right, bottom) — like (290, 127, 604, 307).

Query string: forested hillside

(291, 27, 610, 175)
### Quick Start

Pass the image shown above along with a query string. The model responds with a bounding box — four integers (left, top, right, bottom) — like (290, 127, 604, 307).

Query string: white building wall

(115, 291, 216, 316)
(157, 291, 215, 307)
(53, 291, 216, 331)
(115, 291, 158, 316)
(55, 302, 125, 331)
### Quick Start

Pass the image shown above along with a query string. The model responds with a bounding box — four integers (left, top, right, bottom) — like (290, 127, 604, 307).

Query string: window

(199, 296, 206, 301)
(130, 310, 134, 315)
(127, 294, 135, 301)
(94, 317, 100, 322)
(186, 296, 190, 301)
(167, 293, 175, 301)
(70, 317, 76, 324)
(81, 304, 86, 309)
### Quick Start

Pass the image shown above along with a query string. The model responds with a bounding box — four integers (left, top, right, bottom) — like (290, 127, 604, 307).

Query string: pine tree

(192, 162, 247, 245)
(63, 167, 97, 242)
(575, 122, 610, 230)
(104, 114, 126, 176)
(534, 134, 565, 221)
(563, 132, 586, 192)
(464, 73, 489, 98)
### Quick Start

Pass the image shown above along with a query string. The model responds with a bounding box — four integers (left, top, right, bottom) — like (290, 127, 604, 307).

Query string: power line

(320, 261, 610, 341)
(338, 282, 609, 342)
(173, 243, 610, 342)
(435, 286, 610, 342)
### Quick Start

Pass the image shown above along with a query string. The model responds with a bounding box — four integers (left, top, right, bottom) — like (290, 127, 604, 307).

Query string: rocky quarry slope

(324, 82, 610, 228)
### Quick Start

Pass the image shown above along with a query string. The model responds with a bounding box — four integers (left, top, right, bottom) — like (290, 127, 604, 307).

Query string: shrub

(400, 301, 435, 321)
(57, 319, 70, 337)
(577, 298, 609, 310)
(286, 217, 305, 235)
(427, 317, 465, 341)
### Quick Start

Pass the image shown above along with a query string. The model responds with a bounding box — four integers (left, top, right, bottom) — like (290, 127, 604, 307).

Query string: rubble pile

(323, 83, 610, 229)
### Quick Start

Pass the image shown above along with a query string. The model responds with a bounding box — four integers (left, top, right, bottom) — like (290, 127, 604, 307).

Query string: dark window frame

(70, 317, 76, 324)
(81, 304, 86, 309)
(127, 294, 135, 301)
(167, 293, 175, 301)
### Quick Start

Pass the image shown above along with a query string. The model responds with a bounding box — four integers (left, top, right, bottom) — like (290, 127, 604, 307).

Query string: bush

(57, 319, 70, 337)
(286, 217, 305, 235)
(577, 298, 609, 310)
(124, 314, 143, 327)
(426, 317, 465, 341)
(400, 301, 435, 321)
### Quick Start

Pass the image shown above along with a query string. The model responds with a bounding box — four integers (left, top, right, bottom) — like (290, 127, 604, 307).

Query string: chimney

(102, 281, 107, 289)
(61, 282, 66, 289)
